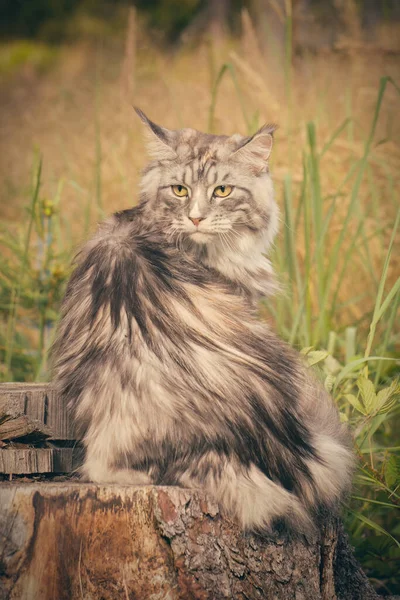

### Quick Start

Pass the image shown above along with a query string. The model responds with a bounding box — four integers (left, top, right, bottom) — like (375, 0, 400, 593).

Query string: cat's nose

(189, 217, 204, 227)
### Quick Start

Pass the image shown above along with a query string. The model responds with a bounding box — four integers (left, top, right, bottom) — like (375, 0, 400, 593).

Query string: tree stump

(0, 483, 380, 600)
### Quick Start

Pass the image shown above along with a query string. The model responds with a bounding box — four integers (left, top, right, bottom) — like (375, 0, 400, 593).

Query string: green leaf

(375, 379, 400, 415)
(324, 374, 335, 393)
(300, 346, 314, 356)
(357, 376, 377, 414)
(346, 393, 367, 415)
(385, 456, 400, 489)
(334, 356, 396, 391)
(306, 350, 329, 367)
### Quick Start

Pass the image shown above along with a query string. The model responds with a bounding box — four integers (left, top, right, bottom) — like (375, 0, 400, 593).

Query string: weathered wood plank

(0, 483, 381, 600)
(0, 448, 74, 474)
(0, 383, 74, 440)
(0, 414, 52, 441)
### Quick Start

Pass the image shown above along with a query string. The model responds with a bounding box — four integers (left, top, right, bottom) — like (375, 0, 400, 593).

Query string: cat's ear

(134, 107, 177, 161)
(231, 124, 276, 172)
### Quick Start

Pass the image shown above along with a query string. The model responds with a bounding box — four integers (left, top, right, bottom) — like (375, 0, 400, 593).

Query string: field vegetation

(0, 1, 399, 594)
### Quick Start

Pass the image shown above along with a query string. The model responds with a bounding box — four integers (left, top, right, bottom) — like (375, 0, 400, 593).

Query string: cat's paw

(107, 468, 152, 485)
(83, 460, 151, 485)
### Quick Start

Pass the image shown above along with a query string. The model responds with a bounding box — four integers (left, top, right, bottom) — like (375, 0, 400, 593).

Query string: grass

(0, 40, 59, 77)
(0, 9, 399, 594)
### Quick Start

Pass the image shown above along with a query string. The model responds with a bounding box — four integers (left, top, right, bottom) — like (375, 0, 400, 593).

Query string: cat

(52, 109, 354, 534)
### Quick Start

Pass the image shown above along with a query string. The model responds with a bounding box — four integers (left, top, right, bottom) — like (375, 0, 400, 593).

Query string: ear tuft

(134, 107, 177, 161)
(258, 123, 278, 137)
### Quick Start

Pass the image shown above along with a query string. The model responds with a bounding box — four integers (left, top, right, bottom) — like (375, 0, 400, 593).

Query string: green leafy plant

(0, 158, 72, 381)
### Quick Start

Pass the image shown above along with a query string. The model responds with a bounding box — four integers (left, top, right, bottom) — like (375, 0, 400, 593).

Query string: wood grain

(0, 383, 74, 440)
(0, 483, 380, 600)
(0, 448, 74, 474)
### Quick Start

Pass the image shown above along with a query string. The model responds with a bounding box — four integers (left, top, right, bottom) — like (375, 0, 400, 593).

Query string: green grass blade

(320, 117, 351, 158)
(347, 509, 400, 548)
(364, 209, 400, 361)
(208, 62, 250, 134)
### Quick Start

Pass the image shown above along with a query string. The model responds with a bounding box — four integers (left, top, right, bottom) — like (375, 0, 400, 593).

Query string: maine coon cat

(52, 109, 353, 534)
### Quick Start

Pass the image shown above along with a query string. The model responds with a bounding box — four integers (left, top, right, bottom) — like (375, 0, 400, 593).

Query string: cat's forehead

(174, 128, 244, 161)
(162, 129, 248, 186)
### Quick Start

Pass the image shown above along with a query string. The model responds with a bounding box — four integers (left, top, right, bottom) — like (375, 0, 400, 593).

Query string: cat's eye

(172, 185, 189, 197)
(213, 185, 233, 198)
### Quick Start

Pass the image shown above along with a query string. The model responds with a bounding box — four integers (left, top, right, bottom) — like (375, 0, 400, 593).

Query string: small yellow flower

(50, 265, 66, 283)
(42, 198, 55, 217)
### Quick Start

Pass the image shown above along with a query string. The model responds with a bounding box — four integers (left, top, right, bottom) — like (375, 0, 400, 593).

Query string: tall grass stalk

(4, 158, 42, 380)
(364, 209, 400, 366)
(283, 0, 293, 165)
(208, 63, 251, 134)
(275, 76, 400, 352)
(94, 47, 103, 220)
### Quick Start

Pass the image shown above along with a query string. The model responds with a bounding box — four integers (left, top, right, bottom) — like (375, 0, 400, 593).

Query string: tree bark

(0, 482, 380, 600)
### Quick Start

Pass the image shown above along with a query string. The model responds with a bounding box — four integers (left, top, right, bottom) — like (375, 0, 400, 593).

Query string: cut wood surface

(0, 483, 382, 600)
(0, 383, 74, 440)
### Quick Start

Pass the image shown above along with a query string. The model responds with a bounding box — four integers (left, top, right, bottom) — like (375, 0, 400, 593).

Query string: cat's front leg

(81, 432, 151, 485)
(82, 457, 151, 485)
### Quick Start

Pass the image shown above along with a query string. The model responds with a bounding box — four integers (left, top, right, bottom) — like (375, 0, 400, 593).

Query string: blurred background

(0, 0, 399, 594)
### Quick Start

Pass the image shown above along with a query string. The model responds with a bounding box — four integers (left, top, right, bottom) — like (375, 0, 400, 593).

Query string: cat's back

(67, 205, 186, 302)
(77, 206, 151, 262)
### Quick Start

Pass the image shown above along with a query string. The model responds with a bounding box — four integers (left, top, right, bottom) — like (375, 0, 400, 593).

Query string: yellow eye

(214, 185, 233, 198)
(172, 185, 189, 197)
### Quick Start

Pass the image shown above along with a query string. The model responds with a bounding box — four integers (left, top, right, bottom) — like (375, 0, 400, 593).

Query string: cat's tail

(178, 451, 316, 535)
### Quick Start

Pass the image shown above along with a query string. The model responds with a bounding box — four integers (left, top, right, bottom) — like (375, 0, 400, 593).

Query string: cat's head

(136, 109, 279, 256)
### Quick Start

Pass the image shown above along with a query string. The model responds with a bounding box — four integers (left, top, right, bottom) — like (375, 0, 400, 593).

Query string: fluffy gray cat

(52, 109, 354, 534)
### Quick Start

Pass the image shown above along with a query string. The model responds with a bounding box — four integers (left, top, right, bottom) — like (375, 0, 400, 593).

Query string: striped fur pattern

(52, 110, 353, 534)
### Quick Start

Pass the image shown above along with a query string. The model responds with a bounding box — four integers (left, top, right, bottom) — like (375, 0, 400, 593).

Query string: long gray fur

(52, 110, 354, 534)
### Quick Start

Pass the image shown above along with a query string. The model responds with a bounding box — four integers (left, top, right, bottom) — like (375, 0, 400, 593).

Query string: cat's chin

(189, 231, 214, 244)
